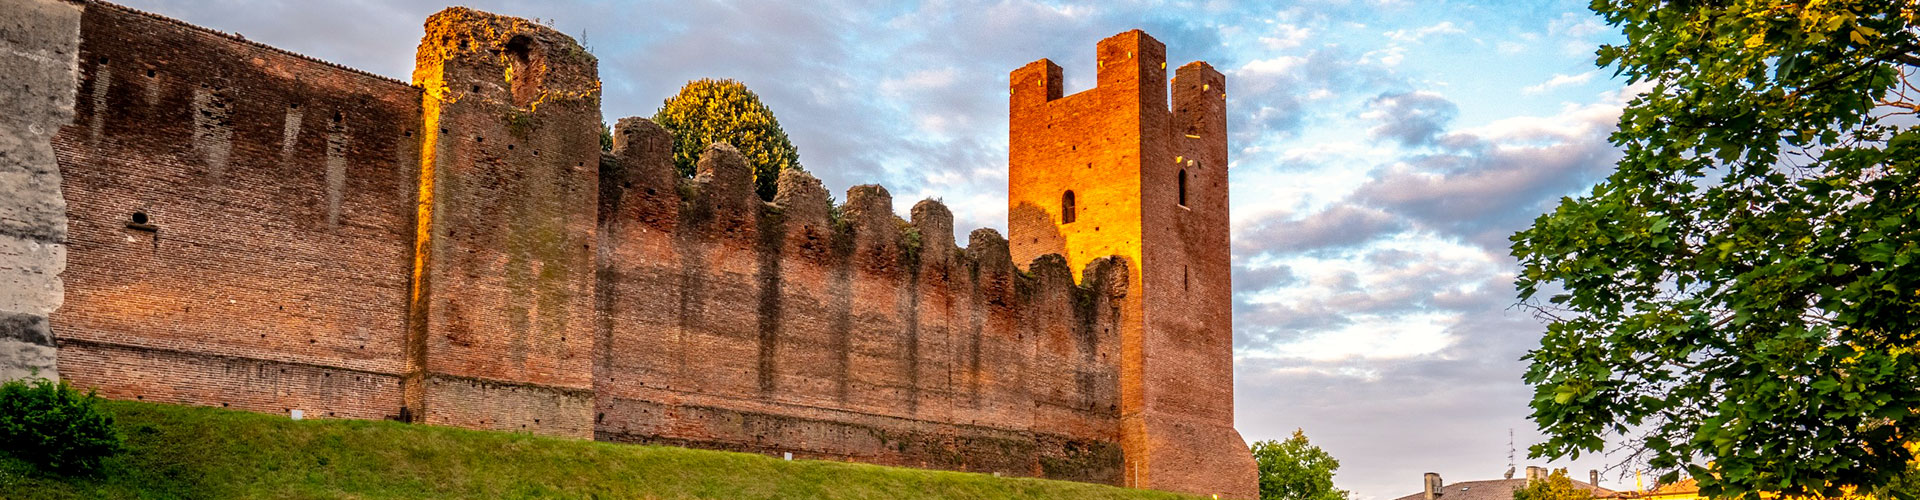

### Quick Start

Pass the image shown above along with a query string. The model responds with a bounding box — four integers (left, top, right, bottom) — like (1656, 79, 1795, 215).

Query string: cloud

(1385, 21, 1467, 43)
(1235, 203, 1405, 256)
(1522, 71, 1598, 94)
(1362, 91, 1459, 146)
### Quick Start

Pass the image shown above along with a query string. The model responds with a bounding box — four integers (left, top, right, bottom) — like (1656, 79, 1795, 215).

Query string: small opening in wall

(1061, 190, 1077, 224)
(1184, 266, 1190, 291)
(127, 211, 157, 232)
(332, 112, 343, 122)
(472, 85, 481, 93)
(98, 57, 108, 65)
(146, 69, 156, 77)
(506, 35, 540, 107)
(507, 144, 514, 150)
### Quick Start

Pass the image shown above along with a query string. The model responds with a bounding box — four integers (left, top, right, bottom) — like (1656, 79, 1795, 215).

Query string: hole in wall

(98, 57, 108, 64)
(131, 212, 149, 225)
(146, 69, 156, 77)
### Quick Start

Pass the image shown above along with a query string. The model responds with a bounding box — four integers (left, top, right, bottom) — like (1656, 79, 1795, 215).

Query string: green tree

(1251, 429, 1350, 500)
(1511, 2, 1920, 500)
(1512, 469, 1593, 500)
(652, 78, 802, 201)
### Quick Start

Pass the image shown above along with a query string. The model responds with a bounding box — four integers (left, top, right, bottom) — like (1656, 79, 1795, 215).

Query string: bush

(0, 378, 122, 473)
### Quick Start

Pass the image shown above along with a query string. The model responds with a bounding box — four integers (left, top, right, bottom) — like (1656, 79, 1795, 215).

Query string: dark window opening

(131, 212, 149, 225)
(1177, 169, 1188, 207)
(505, 35, 541, 108)
(1061, 190, 1077, 224)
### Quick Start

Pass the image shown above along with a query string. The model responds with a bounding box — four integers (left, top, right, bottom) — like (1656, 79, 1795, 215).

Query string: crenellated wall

(592, 121, 1124, 480)
(6, 1, 1250, 496)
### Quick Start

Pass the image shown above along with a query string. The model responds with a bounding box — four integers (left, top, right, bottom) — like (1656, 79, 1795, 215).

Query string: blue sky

(118, 0, 1639, 497)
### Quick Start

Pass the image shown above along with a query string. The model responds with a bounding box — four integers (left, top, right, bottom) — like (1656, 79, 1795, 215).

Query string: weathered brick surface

(50, 2, 419, 419)
(406, 7, 602, 437)
(21, 2, 1246, 493)
(592, 128, 1126, 481)
(1008, 30, 1258, 498)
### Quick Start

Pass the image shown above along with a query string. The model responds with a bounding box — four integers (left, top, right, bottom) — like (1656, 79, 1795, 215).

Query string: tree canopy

(1511, 1, 1919, 499)
(652, 78, 802, 201)
(1251, 429, 1350, 500)
(1512, 468, 1594, 500)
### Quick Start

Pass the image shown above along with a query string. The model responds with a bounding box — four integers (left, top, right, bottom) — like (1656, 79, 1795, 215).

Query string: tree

(1511, 2, 1919, 499)
(652, 78, 802, 201)
(1512, 469, 1593, 500)
(1251, 429, 1351, 500)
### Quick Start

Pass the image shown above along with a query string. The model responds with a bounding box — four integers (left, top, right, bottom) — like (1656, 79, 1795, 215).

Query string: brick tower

(1007, 31, 1257, 498)
(405, 8, 604, 437)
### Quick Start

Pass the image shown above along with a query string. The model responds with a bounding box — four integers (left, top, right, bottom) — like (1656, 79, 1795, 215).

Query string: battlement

(1007, 30, 1254, 499)
(2, 2, 1254, 498)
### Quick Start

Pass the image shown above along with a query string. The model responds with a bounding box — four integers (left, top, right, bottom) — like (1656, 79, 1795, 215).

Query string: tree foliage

(652, 78, 802, 201)
(1512, 1, 1920, 499)
(1512, 468, 1594, 500)
(1251, 429, 1351, 500)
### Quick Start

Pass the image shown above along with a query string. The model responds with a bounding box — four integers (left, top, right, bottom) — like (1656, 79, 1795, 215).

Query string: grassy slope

(0, 400, 1197, 500)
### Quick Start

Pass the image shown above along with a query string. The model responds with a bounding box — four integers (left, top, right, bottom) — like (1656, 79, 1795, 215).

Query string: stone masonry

(0, 1, 1258, 497)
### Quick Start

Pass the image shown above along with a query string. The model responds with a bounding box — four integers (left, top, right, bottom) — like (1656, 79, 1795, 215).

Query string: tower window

(1178, 169, 1188, 207)
(1061, 190, 1076, 224)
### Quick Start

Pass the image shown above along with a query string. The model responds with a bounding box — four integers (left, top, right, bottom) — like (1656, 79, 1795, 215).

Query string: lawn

(0, 400, 1197, 499)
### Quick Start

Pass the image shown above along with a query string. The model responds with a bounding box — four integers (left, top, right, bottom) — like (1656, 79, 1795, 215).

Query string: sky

(112, 0, 1640, 497)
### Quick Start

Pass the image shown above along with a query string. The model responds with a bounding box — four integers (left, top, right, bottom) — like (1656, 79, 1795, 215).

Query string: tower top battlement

(1006, 30, 1255, 499)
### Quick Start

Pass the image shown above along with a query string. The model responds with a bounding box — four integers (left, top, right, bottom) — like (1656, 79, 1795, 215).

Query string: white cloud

(1384, 21, 1466, 42)
(1261, 24, 1313, 50)
(1521, 71, 1598, 94)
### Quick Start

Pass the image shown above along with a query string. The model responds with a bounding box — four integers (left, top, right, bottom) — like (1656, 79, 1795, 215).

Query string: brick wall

(50, 2, 420, 420)
(23, 1, 1250, 493)
(593, 122, 1125, 482)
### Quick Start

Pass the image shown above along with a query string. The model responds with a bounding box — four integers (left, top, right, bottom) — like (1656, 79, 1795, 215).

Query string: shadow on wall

(1008, 201, 1066, 271)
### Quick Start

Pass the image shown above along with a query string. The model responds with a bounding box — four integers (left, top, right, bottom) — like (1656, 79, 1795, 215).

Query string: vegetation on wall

(653, 78, 803, 201)
(1511, 1, 1920, 499)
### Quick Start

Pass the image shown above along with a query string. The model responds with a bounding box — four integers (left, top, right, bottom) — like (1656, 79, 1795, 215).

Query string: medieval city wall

(48, 2, 421, 420)
(595, 119, 1123, 480)
(22, 0, 1131, 484)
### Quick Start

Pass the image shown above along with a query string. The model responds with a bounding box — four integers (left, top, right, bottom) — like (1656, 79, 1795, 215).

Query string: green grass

(0, 400, 1195, 500)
